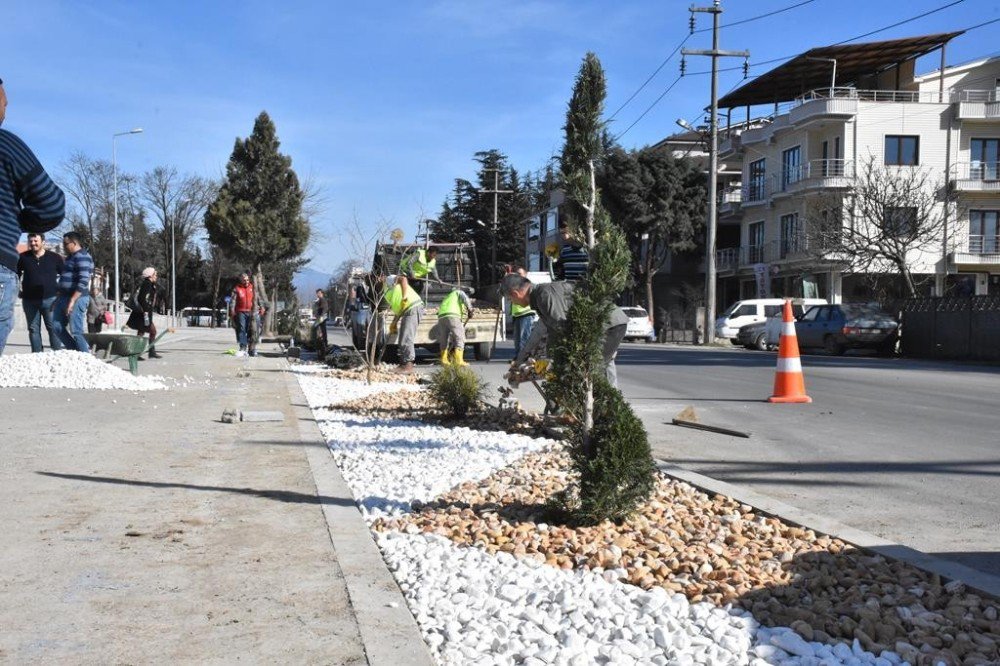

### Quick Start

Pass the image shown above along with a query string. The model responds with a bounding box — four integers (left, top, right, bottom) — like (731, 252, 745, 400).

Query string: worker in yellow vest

(385, 275, 425, 374)
(511, 267, 537, 357)
(437, 288, 473, 366)
(399, 246, 439, 294)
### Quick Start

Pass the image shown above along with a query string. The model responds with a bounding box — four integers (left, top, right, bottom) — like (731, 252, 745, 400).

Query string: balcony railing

(743, 180, 770, 204)
(966, 235, 1000, 254)
(773, 159, 855, 194)
(952, 162, 1000, 191)
(718, 233, 848, 269)
(794, 87, 996, 106)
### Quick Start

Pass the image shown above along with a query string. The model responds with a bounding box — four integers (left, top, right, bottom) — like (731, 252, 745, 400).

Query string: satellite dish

(390, 228, 405, 244)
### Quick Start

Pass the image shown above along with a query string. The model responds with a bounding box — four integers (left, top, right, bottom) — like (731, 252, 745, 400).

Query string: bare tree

(60, 152, 115, 266)
(804, 159, 953, 298)
(341, 212, 393, 383)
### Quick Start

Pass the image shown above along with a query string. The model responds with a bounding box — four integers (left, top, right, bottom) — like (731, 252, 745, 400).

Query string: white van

(715, 298, 826, 342)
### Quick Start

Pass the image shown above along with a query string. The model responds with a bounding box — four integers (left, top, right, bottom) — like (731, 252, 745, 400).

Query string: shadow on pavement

(36, 471, 356, 507)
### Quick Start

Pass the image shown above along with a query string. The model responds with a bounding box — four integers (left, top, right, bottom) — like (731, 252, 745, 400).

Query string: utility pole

(682, 0, 748, 345)
(478, 167, 513, 284)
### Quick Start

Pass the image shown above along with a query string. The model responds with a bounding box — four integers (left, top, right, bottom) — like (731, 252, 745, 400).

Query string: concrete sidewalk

(0, 328, 430, 664)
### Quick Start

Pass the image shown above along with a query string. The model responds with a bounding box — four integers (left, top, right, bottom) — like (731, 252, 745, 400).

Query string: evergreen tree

(204, 112, 309, 332)
(549, 53, 655, 524)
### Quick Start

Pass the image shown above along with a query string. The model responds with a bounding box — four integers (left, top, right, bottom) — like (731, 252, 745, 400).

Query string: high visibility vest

(511, 303, 535, 318)
(385, 283, 423, 316)
(438, 291, 467, 319)
(401, 249, 435, 279)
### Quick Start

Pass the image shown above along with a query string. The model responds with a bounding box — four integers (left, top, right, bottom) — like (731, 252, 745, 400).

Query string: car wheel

(823, 334, 846, 356)
(753, 332, 768, 351)
(876, 337, 897, 357)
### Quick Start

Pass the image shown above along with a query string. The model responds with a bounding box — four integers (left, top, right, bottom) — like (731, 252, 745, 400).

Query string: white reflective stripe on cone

(776, 356, 802, 373)
(783, 322, 797, 336)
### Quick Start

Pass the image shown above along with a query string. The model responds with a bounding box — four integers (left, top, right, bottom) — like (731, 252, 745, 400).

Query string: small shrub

(428, 365, 486, 418)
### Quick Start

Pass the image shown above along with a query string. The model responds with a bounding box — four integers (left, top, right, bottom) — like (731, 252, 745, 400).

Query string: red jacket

(232, 283, 254, 313)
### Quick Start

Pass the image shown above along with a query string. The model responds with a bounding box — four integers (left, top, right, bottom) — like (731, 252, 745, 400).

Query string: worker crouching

(385, 275, 424, 374)
(437, 288, 473, 366)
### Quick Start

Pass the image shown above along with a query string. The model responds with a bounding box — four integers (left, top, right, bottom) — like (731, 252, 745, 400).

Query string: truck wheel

(753, 332, 768, 351)
(474, 342, 492, 361)
(382, 345, 399, 364)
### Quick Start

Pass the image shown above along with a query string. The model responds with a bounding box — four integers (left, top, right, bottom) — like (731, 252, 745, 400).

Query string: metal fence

(897, 296, 1000, 361)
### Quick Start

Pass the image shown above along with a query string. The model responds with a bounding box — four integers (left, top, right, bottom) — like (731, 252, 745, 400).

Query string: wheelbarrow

(84, 329, 170, 375)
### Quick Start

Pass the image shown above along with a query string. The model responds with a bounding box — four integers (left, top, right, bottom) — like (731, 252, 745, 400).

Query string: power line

(694, 0, 817, 33)
(607, 36, 689, 121)
(607, 0, 818, 121)
(689, 0, 969, 76)
(613, 75, 683, 141)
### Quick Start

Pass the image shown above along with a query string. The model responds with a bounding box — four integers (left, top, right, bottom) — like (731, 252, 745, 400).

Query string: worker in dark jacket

(126, 267, 162, 359)
(556, 222, 589, 281)
(500, 273, 628, 386)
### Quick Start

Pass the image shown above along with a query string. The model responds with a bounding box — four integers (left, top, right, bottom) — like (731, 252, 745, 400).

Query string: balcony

(716, 247, 740, 274)
(721, 234, 848, 270)
(950, 235, 1000, 266)
(742, 181, 770, 206)
(771, 159, 855, 197)
(952, 162, 1000, 193)
(955, 90, 1000, 121)
(718, 187, 742, 219)
(789, 89, 860, 125)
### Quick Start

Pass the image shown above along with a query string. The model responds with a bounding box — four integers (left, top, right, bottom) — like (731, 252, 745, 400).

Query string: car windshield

(622, 308, 648, 318)
(720, 302, 739, 317)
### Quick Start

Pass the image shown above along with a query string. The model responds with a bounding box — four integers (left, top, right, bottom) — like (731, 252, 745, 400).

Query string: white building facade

(714, 34, 1000, 305)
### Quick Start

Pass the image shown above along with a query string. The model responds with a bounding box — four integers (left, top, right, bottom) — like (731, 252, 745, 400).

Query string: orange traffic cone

(768, 300, 812, 404)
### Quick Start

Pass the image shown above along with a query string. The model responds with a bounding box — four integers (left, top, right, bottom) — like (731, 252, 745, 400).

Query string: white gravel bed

(314, 407, 551, 518)
(295, 372, 420, 407)
(380, 532, 905, 666)
(0, 350, 166, 391)
(296, 372, 910, 666)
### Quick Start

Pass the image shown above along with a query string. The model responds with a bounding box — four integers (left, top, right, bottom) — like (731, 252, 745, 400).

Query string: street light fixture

(112, 127, 143, 327)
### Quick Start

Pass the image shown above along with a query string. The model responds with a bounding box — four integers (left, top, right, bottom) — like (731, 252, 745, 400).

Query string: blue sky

(3, 0, 995, 275)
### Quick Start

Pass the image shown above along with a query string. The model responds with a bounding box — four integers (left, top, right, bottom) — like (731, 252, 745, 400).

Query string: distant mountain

(293, 267, 332, 300)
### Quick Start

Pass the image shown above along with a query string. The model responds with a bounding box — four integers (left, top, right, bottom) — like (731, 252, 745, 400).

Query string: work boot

(394, 362, 415, 374)
(148, 346, 163, 359)
(439, 349, 451, 366)
(453, 348, 468, 367)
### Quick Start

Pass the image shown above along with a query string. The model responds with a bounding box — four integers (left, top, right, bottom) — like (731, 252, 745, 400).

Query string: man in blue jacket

(0, 78, 66, 354)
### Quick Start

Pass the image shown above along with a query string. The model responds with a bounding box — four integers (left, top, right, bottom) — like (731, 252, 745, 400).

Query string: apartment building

(714, 32, 1000, 305)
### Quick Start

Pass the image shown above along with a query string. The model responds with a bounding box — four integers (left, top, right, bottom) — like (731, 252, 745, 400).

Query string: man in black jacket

(16, 232, 64, 352)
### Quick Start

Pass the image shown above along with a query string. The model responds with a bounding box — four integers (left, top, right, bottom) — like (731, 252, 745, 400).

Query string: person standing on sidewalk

(52, 232, 93, 353)
(312, 288, 329, 356)
(126, 267, 161, 359)
(385, 274, 424, 374)
(0, 77, 66, 355)
(229, 272, 255, 356)
(86, 282, 108, 334)
(436, 288, 473, 366)
(16, 232, 64, 352)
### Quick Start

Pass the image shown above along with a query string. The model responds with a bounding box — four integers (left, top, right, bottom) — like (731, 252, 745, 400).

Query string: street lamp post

(112, 128, 143, 327)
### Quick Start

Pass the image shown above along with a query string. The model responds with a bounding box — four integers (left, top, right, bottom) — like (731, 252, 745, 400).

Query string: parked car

(794, 303, 899, 355)
(716, 297, 826, 342)
(764, 300, 827, 348)
(736, 320, 770, 351)
(622, 306, 655, 342)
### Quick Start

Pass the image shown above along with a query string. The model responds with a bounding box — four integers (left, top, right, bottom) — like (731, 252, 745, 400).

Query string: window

(970, 210, 1000, 253)
(799, 306, 821, 322)
(885, 135, 919, 166)
(734, 304, 757, 317)
(780, 213, 801, 257)
(971, 139, 999, 180)
(763, 305, 782, 317)
(884, 207, 917, 237)
(782, 146, 801, 189)
(748, 159, 767, 201)
(748, 221, 765, 262)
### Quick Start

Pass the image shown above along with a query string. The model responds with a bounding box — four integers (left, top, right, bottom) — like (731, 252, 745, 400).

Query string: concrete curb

(656, 460, 1000, 600)
(285, 369, 434, 666)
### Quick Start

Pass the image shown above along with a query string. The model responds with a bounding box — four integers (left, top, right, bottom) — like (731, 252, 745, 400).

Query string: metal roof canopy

(718, 31, 964, 109)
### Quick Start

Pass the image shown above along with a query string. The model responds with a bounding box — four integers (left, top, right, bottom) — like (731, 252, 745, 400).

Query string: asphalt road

(326, 326, 1000, 578)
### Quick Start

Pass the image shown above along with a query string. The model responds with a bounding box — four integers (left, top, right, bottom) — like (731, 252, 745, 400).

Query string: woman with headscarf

(126, 267, 162, 359)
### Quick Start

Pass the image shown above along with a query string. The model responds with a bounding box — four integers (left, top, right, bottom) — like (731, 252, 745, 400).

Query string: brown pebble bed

(345, 387, 999, 664)
(320, 366, 422, 384)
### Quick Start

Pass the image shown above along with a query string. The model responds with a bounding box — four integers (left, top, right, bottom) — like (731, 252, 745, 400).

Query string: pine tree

(204, 112, 309, 332)
(549, 53, 655, 524)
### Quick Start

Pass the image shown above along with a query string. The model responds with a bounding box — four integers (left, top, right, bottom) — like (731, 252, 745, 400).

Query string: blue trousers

(53, 293, 91, 352)
(513, 314, 537, 358)
(23, 296, 64, 352)
(0, 266, 15, 355)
